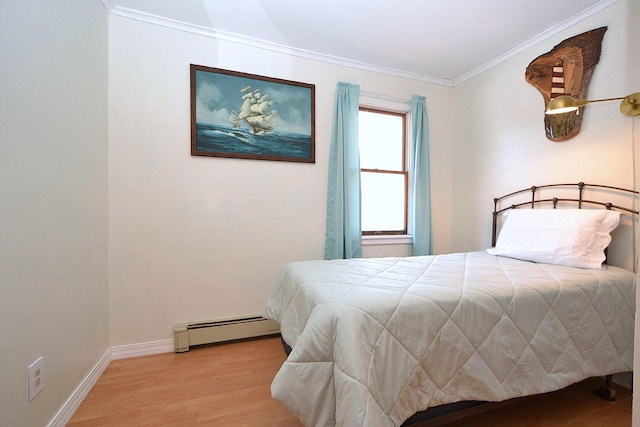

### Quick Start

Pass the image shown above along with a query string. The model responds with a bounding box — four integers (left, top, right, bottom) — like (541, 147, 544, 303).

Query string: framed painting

(190, 64, 315, 163)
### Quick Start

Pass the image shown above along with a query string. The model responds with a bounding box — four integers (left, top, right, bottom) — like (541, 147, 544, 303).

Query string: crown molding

(102, 0, 618, 88)
(102, 3, 454, 87)
(99, 0, 115, 12)
(454, 0, 621, 85)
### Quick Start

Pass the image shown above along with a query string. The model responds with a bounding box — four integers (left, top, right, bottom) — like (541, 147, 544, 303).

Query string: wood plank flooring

(68, 336, 631, 426)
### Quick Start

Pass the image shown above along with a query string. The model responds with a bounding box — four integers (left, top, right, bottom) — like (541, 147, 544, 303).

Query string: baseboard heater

(173, 315, 280, 353)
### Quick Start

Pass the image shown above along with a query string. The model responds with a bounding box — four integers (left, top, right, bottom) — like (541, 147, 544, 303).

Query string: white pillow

(487, 209, 620, 269)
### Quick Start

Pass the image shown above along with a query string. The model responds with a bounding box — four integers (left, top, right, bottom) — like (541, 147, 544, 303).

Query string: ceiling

(104, 0, 616, 86)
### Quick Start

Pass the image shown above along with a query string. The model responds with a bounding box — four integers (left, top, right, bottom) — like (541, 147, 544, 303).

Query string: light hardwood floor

(68, 336, 631, 426)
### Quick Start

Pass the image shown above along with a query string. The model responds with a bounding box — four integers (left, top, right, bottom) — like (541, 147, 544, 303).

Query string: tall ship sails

(229, 85, 278, 135)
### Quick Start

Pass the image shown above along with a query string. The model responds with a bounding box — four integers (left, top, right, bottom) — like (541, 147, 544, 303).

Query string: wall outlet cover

(28, 357, 44, 400)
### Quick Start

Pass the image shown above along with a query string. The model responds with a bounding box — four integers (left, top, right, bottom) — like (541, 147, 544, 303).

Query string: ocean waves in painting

(195, 123, 312, 160)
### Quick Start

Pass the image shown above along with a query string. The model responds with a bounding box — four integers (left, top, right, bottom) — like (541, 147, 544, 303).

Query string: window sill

(362, 235, 413, 246)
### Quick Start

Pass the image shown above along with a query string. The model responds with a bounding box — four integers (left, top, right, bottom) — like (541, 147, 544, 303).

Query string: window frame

(359, 106, 409, 236)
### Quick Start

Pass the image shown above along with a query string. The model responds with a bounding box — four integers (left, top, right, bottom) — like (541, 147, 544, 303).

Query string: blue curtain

(411, 95, 432, 256)
(324, 82, 362, 260)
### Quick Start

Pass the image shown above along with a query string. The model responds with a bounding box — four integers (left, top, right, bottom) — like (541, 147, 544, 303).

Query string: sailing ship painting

(229, 85, 278, 135)
(191, 65, 315, 163)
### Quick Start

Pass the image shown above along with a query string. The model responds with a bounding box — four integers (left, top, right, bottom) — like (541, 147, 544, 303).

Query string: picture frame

(190, 64, 315, 163)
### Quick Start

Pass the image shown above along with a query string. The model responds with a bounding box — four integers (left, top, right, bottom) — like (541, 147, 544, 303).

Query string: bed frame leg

(595, 375, 616, 401)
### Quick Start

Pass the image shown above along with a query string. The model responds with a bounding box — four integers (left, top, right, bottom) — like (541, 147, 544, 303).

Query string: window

(359, 108, 408, 235)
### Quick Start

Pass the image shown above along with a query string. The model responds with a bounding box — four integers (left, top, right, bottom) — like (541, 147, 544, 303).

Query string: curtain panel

(411, 95, 432, 256)
(324, 82, 362, 259)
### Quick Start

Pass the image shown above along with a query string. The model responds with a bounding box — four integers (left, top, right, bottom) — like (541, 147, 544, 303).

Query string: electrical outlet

(28, 357, 44, 400)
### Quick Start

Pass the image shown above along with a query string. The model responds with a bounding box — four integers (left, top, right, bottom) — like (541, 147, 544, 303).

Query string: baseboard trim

(111, 339, 175, 360)
(48, 339, 174, 425)
(47, 347, 112, 427)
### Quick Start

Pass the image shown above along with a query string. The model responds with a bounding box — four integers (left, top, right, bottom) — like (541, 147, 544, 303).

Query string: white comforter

(263, 251, 635, 427)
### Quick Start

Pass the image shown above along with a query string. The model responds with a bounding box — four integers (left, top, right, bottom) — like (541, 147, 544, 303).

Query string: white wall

(0, 1, 110, 426)
(107, 15, 455, 346)
(627, 0, 640, 424)
(452, 0, 638, 270)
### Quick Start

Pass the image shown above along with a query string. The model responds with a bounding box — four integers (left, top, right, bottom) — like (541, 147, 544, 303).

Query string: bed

(263, 182, 638, 427)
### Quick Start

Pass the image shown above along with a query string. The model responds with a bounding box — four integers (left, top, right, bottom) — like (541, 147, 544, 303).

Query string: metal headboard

(492, 182, 639, 247)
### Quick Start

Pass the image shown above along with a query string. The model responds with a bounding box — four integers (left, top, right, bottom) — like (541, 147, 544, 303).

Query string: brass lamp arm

(545, 92, 640, 116)
(584, 96, 626, 104)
